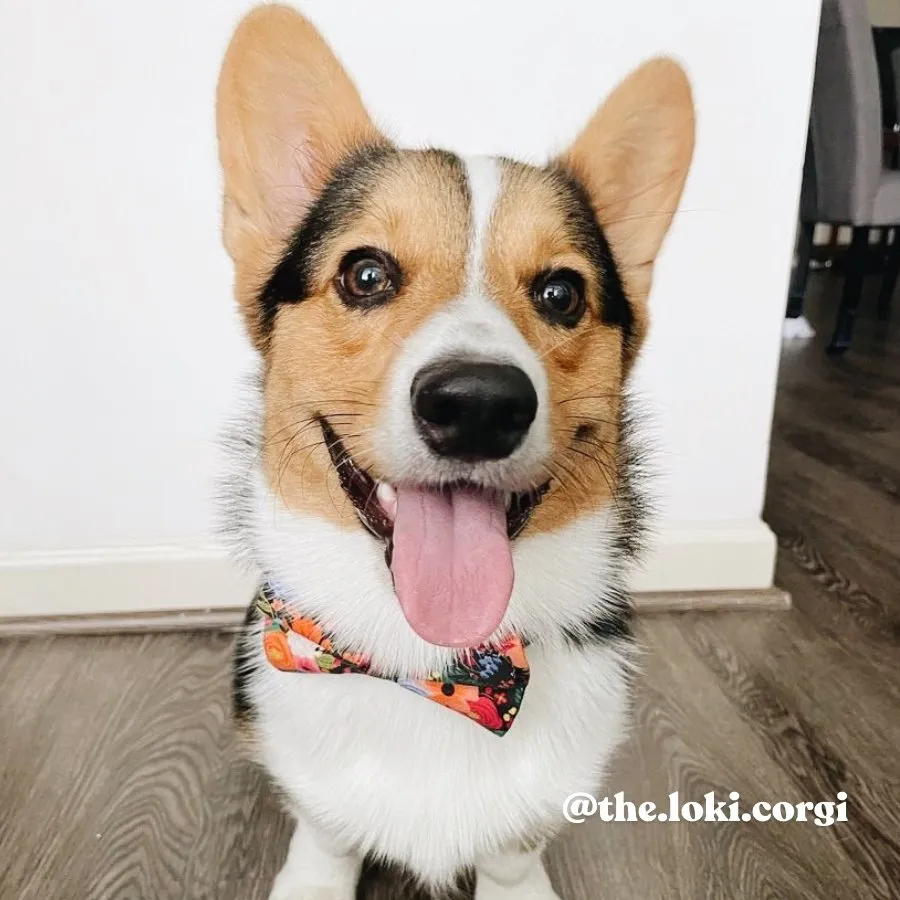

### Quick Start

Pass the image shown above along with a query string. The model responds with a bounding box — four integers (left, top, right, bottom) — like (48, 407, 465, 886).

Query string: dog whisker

(556, 392, 619, 406)
(535, 328, 583, 362)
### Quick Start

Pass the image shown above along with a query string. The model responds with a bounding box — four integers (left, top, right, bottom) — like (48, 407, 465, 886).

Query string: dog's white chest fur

(248, 632, 628, 882)
(230, 472, 634, 885)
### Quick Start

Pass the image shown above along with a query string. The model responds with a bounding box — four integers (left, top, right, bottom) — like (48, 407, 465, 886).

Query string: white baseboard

(0, 520, 776, 618)
(0, 546, 259, 619)
(629, 519, 777, 594)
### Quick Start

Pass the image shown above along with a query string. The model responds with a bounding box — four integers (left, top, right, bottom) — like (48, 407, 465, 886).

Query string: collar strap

(253, 583, 529, 736)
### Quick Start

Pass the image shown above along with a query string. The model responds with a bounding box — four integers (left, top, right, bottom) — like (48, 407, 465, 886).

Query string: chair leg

(787, 221, 815, 318)
(877, 227, 900, 320)
(827, 225, 870, 355)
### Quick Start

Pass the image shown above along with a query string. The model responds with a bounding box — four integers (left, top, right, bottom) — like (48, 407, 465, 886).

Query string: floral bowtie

(254, 582, 530, 736)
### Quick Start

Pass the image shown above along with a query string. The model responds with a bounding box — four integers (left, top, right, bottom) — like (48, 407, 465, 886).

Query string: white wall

(0, 0, 822, 614)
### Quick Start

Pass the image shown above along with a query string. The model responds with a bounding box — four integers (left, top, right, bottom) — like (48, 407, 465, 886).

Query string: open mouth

(318, 416, 549, 648)
(319, 417, 549, 542)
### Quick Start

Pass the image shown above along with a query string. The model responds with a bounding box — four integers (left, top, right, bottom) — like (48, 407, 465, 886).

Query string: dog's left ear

(557, 59, 695, 361)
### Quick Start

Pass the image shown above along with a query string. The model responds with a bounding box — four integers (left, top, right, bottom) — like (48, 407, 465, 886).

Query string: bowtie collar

(254, 582, 530, 736)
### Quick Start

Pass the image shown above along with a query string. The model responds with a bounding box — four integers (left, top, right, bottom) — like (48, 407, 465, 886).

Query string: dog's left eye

(336, 248, 400, 308)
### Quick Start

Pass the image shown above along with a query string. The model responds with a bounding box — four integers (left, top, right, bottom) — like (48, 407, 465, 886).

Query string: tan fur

(216, 6, 694, 535)
(263, 151, 470, 524)
(481, 162, 627, 534)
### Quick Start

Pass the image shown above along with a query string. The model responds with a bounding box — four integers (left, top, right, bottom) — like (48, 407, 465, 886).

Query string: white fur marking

(464, 156, 503, 293)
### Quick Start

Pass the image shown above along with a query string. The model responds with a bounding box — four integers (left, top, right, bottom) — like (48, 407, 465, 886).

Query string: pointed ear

(557, 58, 695, 352)
(216, 5, 384, 265)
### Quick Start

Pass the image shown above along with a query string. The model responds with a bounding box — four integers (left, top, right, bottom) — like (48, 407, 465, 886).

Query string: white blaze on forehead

(462, 155, 503, 295)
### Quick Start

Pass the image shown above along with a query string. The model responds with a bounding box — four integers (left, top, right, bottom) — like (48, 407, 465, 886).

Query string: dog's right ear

(216, 5, 383, 340)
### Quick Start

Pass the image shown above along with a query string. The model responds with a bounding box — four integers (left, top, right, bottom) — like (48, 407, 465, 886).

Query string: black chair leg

(787, 221, 815, 318)
(877, 227, 900, 320)
(828, 225, 870, 355)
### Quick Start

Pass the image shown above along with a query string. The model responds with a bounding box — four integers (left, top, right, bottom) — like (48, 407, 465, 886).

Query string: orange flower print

(263, 630, 293, 671)
(290, 616, 326, 648)
(419, 680, 505, 730)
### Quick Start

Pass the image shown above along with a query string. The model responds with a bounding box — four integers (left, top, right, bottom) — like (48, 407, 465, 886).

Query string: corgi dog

(216, 6, 694, 898)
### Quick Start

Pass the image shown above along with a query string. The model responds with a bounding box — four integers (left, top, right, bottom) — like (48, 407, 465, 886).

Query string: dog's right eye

(336, 248, 401, 309)
(531, 268, 586, 328)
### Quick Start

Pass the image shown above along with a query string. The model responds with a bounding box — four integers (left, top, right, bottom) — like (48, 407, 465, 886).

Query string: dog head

(217, 5, 694, 650)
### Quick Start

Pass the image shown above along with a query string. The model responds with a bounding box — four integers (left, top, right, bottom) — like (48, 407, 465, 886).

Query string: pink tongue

(391, 486, 514, 648)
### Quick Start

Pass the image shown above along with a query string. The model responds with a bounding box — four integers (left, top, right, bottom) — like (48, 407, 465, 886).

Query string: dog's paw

(475, 852, 562, 900)
(267, 863, 357, 900)
(268, 891, 353, 900)
(476, 883, 562, 900)
(268, 891, 354, 900)
(267, 818, 361, 900)
(267, 872, 356, 900)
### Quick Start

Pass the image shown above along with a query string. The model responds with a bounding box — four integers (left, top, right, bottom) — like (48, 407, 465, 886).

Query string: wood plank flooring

(1, 273, 898, 899)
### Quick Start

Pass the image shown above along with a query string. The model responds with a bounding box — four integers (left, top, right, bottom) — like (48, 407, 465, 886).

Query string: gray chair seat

(873, 169, 900, 223)
(790, 0, 899, 352)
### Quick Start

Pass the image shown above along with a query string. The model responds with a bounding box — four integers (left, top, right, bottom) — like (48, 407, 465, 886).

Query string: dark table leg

(877, 227, 900, 319)
(787, 221, 815, 318)
(828, 225, 870, 355)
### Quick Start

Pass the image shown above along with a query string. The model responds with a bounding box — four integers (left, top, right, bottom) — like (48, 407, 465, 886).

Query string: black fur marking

(232, 600, 260, 722)
(358, 856, 474, 897)
(553, 396, 652, 651)
(561, 587, 634, 648)
(425, 147, 470, 196)
(613, 397, 653, 562)
(545, 164, 634, 350)
(257, 143, 397, 339)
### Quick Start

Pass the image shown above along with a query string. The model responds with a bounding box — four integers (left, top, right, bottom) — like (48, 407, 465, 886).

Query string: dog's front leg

(269, 811, 361, 900)
(475, 846, 562, 900)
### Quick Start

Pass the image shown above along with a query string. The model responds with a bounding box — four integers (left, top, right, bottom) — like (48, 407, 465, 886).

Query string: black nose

(411, 361, 538, 461)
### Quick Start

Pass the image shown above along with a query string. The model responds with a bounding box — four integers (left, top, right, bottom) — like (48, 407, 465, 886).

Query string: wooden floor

(1, 273, 899, 900)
